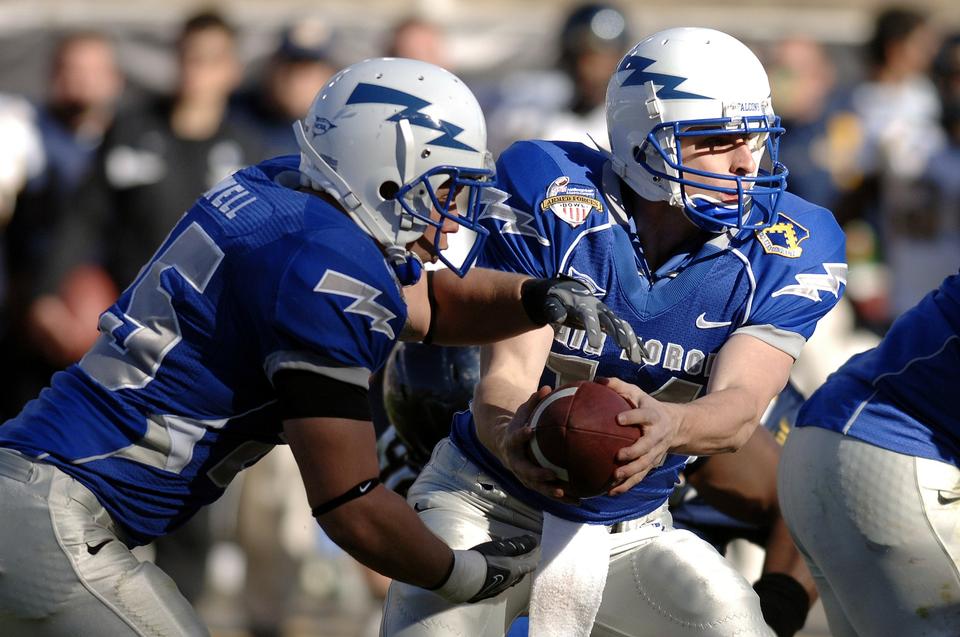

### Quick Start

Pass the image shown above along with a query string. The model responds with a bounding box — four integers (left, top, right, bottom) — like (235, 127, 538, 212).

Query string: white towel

(528, 512, 610, 637)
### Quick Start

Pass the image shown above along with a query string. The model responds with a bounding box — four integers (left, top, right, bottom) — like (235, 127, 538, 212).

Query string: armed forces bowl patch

(757, 213, 809, 258)
(540, 176, 603, 227)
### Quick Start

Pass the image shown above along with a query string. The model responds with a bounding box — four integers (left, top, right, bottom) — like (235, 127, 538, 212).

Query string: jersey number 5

(79, 222, 224, 391)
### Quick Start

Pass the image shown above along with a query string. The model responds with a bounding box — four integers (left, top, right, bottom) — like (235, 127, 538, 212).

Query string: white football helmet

(606, 27, 787, 232)
(294, 57, 493, 279)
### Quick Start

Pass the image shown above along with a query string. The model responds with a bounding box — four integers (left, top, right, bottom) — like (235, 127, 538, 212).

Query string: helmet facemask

(294, 57, 495, 281)
(606, 27, 790, 233)
(395, 162, 493, 276)
(639, 113, 787, 232)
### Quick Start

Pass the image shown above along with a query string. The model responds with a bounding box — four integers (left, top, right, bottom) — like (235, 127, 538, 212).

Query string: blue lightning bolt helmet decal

(617, 56, 710, 100)
(607, 29, 789, 232)
(347, 83, 476, 152)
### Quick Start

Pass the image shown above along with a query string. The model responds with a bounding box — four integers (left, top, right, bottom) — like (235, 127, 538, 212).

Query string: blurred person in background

(909, 34, 960, 310)
(767, 37, 862, 214)
(847, 7, 946, 326)
(385, 15, 448, 68)
(488, 2, 631, 153)
(232, 18, 337, 159)
(0, 32, 123, 420)
(852, 7, 943, 181)
(0, 96, 43, 227)
(56, 9, 262, 293)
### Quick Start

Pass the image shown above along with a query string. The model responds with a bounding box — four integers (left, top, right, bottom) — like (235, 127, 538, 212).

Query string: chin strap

(386, 246, 423, 286)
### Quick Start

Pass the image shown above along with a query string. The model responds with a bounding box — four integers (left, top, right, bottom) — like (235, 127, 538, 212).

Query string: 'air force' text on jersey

(451, 140, 847, 525)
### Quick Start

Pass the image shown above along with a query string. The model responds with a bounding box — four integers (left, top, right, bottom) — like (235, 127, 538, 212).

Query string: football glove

(521, 276, 645, 364)
(432, 534, 540, 603)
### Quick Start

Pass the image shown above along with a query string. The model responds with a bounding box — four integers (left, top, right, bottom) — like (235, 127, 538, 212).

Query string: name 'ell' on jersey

(0, 156, 408, 545)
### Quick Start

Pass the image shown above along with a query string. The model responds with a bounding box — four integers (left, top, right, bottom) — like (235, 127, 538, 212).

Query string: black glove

(521, 276, 645, 364)
(431, 534, 540, 603)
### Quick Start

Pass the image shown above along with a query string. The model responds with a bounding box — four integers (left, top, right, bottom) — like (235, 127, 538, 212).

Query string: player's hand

(432, 535, 540, 603)
(521, 276, 644, 364)
(598, 377, 682, 495)
(495, 387, 578, 502)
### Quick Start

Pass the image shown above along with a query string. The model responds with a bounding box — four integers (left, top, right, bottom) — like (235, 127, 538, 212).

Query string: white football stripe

(527, 386, 579, 482)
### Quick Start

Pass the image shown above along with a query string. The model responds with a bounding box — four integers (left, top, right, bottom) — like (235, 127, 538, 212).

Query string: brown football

(528, 381, 638, 498)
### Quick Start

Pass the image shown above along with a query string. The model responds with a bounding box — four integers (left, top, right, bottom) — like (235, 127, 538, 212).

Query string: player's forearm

(671, 387, 766, 455)
(318, 486, 453, 589)
(427, 268, 534, 345)
(473, 374, 533, 460)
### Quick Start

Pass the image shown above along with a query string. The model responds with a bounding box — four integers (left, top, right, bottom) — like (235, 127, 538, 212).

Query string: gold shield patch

(757, 214, 810, 258)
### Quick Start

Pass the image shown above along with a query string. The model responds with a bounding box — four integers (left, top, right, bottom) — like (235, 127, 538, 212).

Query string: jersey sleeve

(261, 232, 407, 389)
(478, 141, 608, 279)
(735, 203, 847, 358)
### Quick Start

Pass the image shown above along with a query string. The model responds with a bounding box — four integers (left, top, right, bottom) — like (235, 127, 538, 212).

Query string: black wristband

(310, 477, 380, 517)
(520, 278, 552, 326)
(753, 572, 810, 637)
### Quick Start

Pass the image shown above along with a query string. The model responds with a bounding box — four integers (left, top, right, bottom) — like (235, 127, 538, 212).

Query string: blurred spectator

(0, 32, 123, 419)
(768, 37, 863, 212)
(6, 31, 123, 311)
(232, 19, 337, 158)
(850, 8, 951, 322)
(0, 95, 43, 239)
(851, 7, 943, 180)
(487, 2, 631, 153)
(896, 35, 960, 321)
(385, 15, 448, 67)
(57, 10, 263, 291)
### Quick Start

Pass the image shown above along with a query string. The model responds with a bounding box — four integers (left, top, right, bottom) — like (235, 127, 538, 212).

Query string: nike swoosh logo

(695, 313, 732, 329)
(938, 492, 960, 505)
(359, 480, 374, 493)
(479, 573, 505, 596)
(87, 540, 111, 555)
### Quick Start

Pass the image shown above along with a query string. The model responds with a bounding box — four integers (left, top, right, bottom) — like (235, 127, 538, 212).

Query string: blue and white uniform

(796, 272, 959, 460)
(451, 140, 846, 525)
(383, 140, 846, 637)
(0, 156, 406, 546)
(780, 271, 960, 637)
(0, 156, 410, 636)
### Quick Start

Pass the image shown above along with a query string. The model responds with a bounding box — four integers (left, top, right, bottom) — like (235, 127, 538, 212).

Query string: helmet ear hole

(632, 145, 644, 163)
(379, 181, 400, 201)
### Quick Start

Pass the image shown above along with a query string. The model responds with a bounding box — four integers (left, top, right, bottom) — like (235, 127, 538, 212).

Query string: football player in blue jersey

(779, 270, 960, 637)
(376, 344, 815, 636)
(382, 28, 846, 637)
(0, 57, 642, 636)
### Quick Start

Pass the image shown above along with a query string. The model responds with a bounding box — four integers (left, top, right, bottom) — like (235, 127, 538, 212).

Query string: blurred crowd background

(0, 1, 958, 635)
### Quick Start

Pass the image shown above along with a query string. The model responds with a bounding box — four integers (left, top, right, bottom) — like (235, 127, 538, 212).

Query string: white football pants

(779, 426, 960, 637)
(0, 448, 209, 636)
(381, 439, 773, 637)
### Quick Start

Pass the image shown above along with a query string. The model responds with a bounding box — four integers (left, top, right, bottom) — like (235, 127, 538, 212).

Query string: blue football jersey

(451, 140, 846, 525)
(0, 155, 408, 544)
(798, 270, 960, 465)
